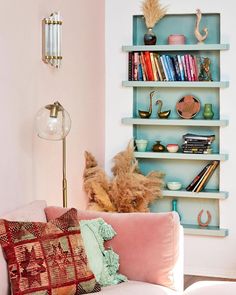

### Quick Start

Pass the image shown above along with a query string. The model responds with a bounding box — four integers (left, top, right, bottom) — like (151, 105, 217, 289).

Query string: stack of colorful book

(186, 161, 219, 192)
(128, 52, 209, 82)
(182, 133, 215, 154)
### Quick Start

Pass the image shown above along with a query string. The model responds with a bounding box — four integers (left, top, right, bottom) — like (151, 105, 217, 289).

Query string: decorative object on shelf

(141, 0, 168, 45)
(83, 142, 164, 212)
(166, 144, 179, 153)
(197, 209, 212, 227)
(152, 140, 165, 152)
(138, 90, 156, 118)
(182, 133, 215, 155)
(176, 95, 201, 119)
(135, 139, 148, 152)
(194, 9, 208, 44)
(35, 101, 71, 207)
(42, 12, 62, 68)
(156, 99, 171, 119)
(198, 57, 213, 81)
(167, 182, 182, 191)
(167, 34, 186, 45)
(171, 199, 181, 220)
(186, 161, 219, 192)
(203, 103, 214, 119)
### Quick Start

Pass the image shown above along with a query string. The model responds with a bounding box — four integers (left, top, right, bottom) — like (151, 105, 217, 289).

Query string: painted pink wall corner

(0, 0, 105, 214)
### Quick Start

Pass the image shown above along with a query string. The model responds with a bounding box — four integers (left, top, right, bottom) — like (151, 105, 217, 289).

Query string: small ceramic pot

(167, 182, 182, 191)
(167, 34, 186, 45)
(135, 139, 148, 152)
(152, 141, 165, 152)
(144, 28, 157, 45)
(166, 144, 179, 153)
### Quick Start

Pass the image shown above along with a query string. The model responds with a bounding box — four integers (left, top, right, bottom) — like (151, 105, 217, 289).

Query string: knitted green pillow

(80, 218, 127, 287)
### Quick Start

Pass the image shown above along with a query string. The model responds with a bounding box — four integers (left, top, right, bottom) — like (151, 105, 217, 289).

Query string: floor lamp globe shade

(35, 106, 71, 141)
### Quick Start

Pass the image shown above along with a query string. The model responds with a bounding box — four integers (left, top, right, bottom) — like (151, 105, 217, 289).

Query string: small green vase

(172, 199, 181, 221)
(203, 103, 214, 120)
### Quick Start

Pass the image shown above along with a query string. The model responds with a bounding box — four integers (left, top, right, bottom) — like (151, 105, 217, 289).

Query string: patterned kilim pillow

(0, 208, 101, 295)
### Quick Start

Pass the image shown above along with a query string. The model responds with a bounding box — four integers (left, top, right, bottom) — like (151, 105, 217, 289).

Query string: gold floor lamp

(36, 101, 71, 207)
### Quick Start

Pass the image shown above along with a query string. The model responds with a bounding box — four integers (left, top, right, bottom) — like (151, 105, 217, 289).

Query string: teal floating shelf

(122, 44, 230, 52)
(183, 224, 228, 237)
(122, 81, 229, 88)
(134, 152, 228, 161)
(162, 189, 228, 200)
(122, 118, 229, 127)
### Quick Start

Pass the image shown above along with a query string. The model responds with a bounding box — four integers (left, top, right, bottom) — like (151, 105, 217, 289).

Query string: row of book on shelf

(182, 133, 215, 154)
(186, 160, 219, 192)
(128, 51, 207, 82)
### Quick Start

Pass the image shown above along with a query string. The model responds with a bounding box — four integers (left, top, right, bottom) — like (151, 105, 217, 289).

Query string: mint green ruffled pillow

(80, 218, 127, 287)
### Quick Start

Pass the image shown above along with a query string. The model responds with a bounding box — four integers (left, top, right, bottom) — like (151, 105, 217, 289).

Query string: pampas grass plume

(142, 0, 168, 28)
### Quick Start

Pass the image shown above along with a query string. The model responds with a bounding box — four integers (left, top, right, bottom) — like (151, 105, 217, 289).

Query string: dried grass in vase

(141, 0, 168, 45)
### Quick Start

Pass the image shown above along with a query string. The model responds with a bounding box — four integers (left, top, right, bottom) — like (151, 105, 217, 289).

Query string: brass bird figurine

(138, 90, 156, 118)
(156, 99, 171, 119)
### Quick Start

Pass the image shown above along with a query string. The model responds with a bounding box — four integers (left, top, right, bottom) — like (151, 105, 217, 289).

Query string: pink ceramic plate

(176, 95, 201, 119)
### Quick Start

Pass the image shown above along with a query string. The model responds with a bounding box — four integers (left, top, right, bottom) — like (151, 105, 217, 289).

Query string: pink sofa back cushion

(45, 207, 180, 290)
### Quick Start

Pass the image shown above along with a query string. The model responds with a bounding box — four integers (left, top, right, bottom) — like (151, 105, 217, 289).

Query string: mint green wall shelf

(122, 13, 229, 237)
(162, 189, 228, 200)
(122, 81, 229, 88)
(134, 152, 228, 161)
(183, 225, 228, 237)
(122, 44, 230, 52)
(122, 118, 228, 127)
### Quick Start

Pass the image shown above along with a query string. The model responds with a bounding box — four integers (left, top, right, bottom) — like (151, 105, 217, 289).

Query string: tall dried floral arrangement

(142, 0, 168, 29)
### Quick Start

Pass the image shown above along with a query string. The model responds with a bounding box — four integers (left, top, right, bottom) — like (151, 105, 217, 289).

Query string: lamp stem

(62, 137, 67, 207)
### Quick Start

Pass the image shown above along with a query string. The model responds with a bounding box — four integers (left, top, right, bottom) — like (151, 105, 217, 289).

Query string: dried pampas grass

(142, 0, 168, 29)
(83, 142, 164, 213)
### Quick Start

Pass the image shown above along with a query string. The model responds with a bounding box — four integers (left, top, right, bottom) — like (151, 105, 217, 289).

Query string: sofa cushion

(80, 218, 127, 286)
(92, 280, 180, 295)
(0, 200, 47, 295)
(45, 207, 180, 290)
(0, 208, 101, 295)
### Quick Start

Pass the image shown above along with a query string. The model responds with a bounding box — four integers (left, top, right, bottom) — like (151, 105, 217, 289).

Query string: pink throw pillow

(45, 207, 180, 290)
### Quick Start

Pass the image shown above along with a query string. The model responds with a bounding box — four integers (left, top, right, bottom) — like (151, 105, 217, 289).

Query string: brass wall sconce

(36, 101, 71, 207)
(42, 12, 62, 68)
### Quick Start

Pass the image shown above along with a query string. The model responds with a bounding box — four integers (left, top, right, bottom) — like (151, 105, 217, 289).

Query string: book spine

(186, 163, 212, 191)
(193, 55, 199, 81)
(138, 62, 143, 81)
(157, 54, 167, 81)
(150, 52, 158, 81)
(194, 161, 219, 192)
(128, 52, 133, 81)
(167, 55, 176, 81)
(140, 52, 147, 81)
(184, 54, 192, 81)
(161, 55, 171, 81)
(133, 52, 139, 81)
(173, 56, 181, 81)
(153, 53, 163, 81)
(181, 55, 187, 80)
(144, 51, 154, 81)
(177, 55, 185, 81)
(189, 55, 195, 81)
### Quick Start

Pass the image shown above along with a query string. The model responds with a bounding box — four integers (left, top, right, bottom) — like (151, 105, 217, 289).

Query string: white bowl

(167, 182, 182, 190)
(166, 144, 179, 153)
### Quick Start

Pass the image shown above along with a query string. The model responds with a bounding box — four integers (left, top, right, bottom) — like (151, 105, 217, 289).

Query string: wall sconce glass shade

(42, 12, 62, 68)
(35, 102, 71, 141)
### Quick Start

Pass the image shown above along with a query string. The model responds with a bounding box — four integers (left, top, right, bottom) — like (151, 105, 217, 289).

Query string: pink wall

(0, 0, 105, 214)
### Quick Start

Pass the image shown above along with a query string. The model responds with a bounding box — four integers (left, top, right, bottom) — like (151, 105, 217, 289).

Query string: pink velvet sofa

(0, 200, 183, 295)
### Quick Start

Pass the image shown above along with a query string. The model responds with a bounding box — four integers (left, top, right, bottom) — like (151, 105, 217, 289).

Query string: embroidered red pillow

(0, 208, 101, 294)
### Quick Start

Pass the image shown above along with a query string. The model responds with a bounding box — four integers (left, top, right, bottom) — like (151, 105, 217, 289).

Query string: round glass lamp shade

(36, 104, 71, 141)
